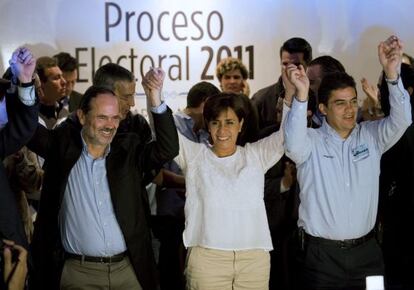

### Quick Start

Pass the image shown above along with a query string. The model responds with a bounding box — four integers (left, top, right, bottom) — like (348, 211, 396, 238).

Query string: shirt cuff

(150, 101, 167, 114)
(292, 97, 308, 111)
(388, 77, 408, 102)
(17, 85, 36, 106)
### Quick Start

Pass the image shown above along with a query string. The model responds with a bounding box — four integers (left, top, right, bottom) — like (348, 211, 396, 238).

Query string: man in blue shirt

(29, 69, 178, 290)
(284, 35, 411, 290)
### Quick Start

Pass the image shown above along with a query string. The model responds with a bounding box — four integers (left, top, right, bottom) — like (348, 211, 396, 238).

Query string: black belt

(304, 230, 375, 249)
(65, 251, 126, 263)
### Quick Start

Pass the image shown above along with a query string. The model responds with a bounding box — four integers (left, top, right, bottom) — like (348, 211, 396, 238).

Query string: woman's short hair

(215, 57, 248, 81)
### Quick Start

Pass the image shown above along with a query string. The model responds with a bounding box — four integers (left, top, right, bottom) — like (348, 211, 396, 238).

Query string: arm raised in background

(141, 68, 179, 170)
(367, 35, 412, 153)
(283, 64, 312, 165)
(0, 47, 37, 160)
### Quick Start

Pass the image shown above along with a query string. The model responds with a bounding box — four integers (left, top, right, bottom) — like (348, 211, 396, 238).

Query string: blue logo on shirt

(352, 144, 369, 161)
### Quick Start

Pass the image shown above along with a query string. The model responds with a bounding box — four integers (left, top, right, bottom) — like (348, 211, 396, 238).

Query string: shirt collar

(321, 118, 359, 141)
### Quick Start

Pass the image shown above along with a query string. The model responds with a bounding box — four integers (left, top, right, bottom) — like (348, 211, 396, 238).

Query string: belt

(65, 251, 126, 263)
(304, 230, 375, 249)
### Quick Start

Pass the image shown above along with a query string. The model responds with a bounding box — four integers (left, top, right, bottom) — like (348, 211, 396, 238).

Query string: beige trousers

(60, 256, 142, 290)
(185, 246, 270, 290)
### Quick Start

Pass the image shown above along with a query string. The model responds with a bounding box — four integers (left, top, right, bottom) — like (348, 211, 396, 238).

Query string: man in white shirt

(284, 35, 411, 290)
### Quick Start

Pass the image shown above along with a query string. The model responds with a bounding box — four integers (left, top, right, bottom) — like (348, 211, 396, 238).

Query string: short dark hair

(318, 72, 356, 106)
(215, 57, 248, 81)
(280, 37, 313, 65)
(308, 55, 346, 76)
(203, 93, 250, 145)
(79, 85, 116, 114)
(36, 57, 58, 82)
(93, 63, 135, 90)
(187, 82, 220, 108)
(204, 93, 246, 123)
(53, 52, 78, 72)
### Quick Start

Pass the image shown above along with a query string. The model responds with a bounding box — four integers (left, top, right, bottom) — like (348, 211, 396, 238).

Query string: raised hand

(284, 64, 309, 102)
(361, 77, 379, 106)
(378, 35, 403, 80)
(9, 47, 36, 84)
(281, 65, 296, 106)
(141, 67, 165, 107)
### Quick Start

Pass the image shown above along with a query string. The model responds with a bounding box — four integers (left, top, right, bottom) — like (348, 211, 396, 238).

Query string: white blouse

(174, 105, 288, 251)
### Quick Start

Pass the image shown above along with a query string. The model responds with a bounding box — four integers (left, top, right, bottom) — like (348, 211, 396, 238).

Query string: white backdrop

(1, 0, 413, 114)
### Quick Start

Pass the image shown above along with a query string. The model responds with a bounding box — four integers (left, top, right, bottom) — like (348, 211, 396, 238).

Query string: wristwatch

(385, 74, 399, 85)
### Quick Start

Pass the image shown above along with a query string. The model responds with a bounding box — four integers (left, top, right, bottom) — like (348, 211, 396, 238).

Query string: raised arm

(283, 64, 312, 165)
(141, 68, 179, 170)
(369, 35, 412, 152)
(0, 47, 37, 160)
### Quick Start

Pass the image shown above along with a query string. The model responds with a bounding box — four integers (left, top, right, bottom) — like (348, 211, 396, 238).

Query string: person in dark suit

(0, 47, 37, 289)
(0, 47, 37, 245)
(28, 68, 178, 290)
(53, 52, 83, 112)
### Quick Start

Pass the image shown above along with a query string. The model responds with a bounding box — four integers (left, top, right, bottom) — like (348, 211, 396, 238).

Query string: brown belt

(304, 230, 375, 249)
(65, 251, 126, 263)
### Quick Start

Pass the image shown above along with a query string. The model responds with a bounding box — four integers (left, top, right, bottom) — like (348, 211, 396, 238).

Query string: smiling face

(208, 107, 244, 157)
(78, 93, 121, 157)
(319, 86, 358, 139)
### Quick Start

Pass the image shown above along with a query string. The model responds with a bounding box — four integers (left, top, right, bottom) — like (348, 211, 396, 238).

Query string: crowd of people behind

(1, 34, 413, 290)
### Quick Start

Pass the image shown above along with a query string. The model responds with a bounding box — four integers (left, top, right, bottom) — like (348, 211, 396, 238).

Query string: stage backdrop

(0, 0, 413, 115)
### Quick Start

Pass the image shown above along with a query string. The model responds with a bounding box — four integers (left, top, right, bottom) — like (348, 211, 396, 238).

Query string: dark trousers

(296, 236, 384, 290)
(152, 216, 186, 290)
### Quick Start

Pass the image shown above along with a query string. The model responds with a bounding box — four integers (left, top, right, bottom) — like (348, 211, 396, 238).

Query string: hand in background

(3, 240, 27, 290)
(9, 47, 36, 84)
(284, 64, 309, 102)
(141, 67, 165, 107)
(378, 35, 403, 80)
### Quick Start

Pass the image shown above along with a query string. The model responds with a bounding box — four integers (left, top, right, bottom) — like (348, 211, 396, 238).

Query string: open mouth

(100, 129, 114, 137)
(217, 136, 230, 141)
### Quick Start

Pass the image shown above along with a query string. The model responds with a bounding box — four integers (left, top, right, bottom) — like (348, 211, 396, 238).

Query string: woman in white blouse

(175, 92, 290, 290)
(142, 68, 291, 290)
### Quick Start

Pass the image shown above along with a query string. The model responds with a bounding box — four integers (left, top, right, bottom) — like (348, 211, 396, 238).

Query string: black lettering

(75, 47, 88, 83)
(216, 46, 231, 64)
(186, 46, 189, 80)
(105, 2, 122, 42)
(169, 55, 182, 80)
(234, 46, 242, 60)
(116, 55, 128, 66)
(129, 48, 138, 75)
(99, 55, 112, 67)
(157, 11, 170, 41)
(125, 11, 135, 41)
(172, 11, 188, 41)
(91, 47, 95, 80)
(190, 11, 203, 41)
(246, 45, 254, 78)
(158, 55, 167, 68)
(137, 12, 153, 41)
(140, 55, 155, 79)
(201, 46, 214, 80)
(207, 11, 223, 40)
